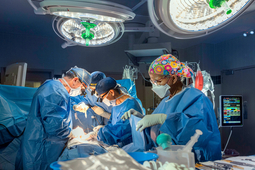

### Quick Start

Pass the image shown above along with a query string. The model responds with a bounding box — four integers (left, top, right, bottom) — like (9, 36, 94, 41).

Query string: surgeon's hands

(86, 125, 104, 140)
(136, 114, 167, 132)
(86, 131, 98, 140)
(92, 106, 111, 119)
(121, 109, 144, 121)
(93, 125, 104, 132)
(73, 102, 89, 117)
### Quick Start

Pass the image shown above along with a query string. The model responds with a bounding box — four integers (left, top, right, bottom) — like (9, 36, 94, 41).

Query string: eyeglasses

(97, 91, 109, 102)
(69, 70, 84, 85)
(91, 90, 95, 96)
(80, 88, 86, 97)
(150, 76, 168, 85)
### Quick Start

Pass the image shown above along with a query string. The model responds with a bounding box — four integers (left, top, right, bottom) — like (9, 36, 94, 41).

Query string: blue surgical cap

(90, 71, 106, 86)
(96, 77, 117, 96)
(68, 66, 91, 87)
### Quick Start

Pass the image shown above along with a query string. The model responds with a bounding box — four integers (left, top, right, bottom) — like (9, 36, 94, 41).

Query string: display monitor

(4, 63, 27, 87)
(219, 95, 243, 127)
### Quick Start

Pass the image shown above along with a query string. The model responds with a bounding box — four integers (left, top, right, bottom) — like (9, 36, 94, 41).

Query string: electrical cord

(222, 127, 233, 156)
(138, 70, 151, 83)
(172, 49, 179, 59)
(0, 123, 25, 138)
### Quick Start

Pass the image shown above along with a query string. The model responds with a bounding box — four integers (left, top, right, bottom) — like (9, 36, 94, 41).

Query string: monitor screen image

(219, 95, 243, 127)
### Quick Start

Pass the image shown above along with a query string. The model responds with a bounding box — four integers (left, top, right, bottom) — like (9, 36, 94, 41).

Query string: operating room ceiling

(1, 0, 255, 49)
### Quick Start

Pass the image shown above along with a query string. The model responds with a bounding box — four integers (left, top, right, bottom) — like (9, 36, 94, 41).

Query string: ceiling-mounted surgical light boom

(36, 0, 135, 22)
(54, 17, 124, 48)
(28, 0, 135, 48)
(148, 0, 255, 39)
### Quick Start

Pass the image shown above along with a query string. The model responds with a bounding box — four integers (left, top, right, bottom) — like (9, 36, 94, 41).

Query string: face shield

(67, 66, 92, 88)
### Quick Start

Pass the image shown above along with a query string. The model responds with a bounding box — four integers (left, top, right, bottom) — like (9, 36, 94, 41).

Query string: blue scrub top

(19, 80, 72, 170)
(97, 97, 143, 147)
(151, 87, 221, 162)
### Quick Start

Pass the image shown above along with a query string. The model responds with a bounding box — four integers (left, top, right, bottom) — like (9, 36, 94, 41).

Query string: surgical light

(61, 20, 116, 46)
(35, 0, 135, 22)
(28, 0, 135, 48)
(53, 12, 125, 22)
(148, 0, 255, 39)
(53, 17, 124, 48)
(169, 0, 249, 31)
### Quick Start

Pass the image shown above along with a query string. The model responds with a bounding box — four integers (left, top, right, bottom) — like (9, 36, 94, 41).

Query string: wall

(180, 43, 219, 75)
(179, 34, 255, 156)
(215, 34, 255, 70)
(0, 32, 130, 76)
(179, 43, 222, 120)
(221, 68, 255, 156)
(216, 34, 255, 156)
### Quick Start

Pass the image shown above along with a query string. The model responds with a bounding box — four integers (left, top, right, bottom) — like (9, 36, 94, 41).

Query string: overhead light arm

(124, 27, 154, 32)
(132, 0, 147, 11)
(27, 0, 38, 11)
(29, 0, 135, 48)
(61, 42, 76, 49)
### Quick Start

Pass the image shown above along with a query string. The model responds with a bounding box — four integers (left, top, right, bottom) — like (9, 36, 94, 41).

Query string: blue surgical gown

(97, 97, 143, 147)
(18, 80, 72, 170)
(71, 89, 111, 132)
(151, 87, 221, 162)
(117, 79, 146, 115)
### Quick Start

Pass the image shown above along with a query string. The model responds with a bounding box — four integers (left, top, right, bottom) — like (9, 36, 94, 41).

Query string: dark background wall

(0, 32, 130, 75)
(216, 34, 255, 156)
(180, 34, 255, 156)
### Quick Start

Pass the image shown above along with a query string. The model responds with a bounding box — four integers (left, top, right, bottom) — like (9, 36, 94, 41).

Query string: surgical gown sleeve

(158, 88, 221, 162)
(97, 98, 143, 147)
(40, 92, 71, 139)
(98, 118, 131, 147)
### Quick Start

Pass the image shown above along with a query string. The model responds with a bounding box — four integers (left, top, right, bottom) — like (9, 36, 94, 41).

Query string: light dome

(53, 17, 125, 48)
(148, 0, 254, 39)
(39, 0, 135, 22)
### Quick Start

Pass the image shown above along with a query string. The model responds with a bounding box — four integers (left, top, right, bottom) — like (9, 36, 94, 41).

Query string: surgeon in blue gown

(122, 54, 221, 162)
(17, 67, 91, 170)
(71, 71, 111, 133)
(92, 77, 143, 147)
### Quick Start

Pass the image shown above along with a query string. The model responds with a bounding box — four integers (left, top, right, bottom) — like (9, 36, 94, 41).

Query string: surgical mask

(62, 78, 82, 96)
(152, 83, 170, 99)
(103, 92, 124, 107)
